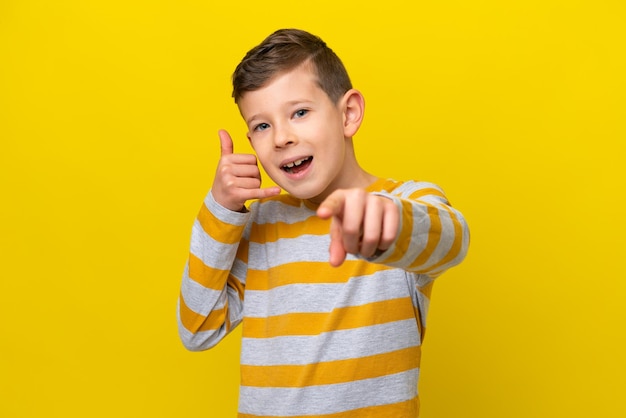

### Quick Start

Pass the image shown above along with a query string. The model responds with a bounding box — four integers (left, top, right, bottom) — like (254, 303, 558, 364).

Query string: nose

(273, 123, 297, 148)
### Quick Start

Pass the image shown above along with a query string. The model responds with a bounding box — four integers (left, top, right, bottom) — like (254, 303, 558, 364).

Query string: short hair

(232, 28, 352, 104)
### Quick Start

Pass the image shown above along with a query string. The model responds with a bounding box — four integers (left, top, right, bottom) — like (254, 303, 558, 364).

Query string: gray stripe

(241, 319, 419, 366)
(244, 269, 416, 317)
(205, 191, 249, 225)
(418, 204, 456, 271)
(177, 314, 226, 351)
(230, 258, 248, 284)
(390, 180, 444, 200)
(248, 234, 359, 269)
(416, 285, 431, 330)
(238, 369, 419, 416)
(383, 202, 431, 269)
(252, 199, 316, 225)
(180, 264, 227, 315)
(189, 220, 240, 270)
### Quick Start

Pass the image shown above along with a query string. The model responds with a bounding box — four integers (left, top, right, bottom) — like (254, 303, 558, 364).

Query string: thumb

(218, 129, 234, 156)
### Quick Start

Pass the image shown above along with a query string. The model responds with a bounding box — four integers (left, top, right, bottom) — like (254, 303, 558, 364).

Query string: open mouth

(281, 156, 313, 174)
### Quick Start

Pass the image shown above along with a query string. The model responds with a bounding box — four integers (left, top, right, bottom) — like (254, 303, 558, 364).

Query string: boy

(178, 28, 469, 417)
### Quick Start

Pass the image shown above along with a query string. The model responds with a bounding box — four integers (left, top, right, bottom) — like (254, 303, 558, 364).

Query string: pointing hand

(317, 189, 399, 267)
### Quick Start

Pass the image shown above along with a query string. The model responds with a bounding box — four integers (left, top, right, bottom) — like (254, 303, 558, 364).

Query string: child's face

(239, 63, 353, 202)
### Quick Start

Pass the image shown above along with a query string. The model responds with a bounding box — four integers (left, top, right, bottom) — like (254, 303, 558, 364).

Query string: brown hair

(232, 28, 352, 104)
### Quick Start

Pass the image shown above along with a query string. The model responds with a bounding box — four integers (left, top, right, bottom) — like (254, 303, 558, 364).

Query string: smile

(282, 156, 313, 174)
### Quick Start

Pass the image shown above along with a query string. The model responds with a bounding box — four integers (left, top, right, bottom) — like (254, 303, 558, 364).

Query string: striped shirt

(178, 177, 469, 417)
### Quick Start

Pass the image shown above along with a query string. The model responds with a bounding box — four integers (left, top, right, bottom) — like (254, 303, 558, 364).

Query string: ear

(340, 89, 365, 138)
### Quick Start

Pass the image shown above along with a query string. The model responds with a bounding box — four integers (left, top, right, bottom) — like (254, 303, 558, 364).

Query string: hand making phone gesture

(211, 130, 281, 212)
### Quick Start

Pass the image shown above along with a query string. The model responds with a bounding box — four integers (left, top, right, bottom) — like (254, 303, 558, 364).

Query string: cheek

(257, 154, 282, 179)
(250, 142, 268, 159)
(255, 154, 272, 172)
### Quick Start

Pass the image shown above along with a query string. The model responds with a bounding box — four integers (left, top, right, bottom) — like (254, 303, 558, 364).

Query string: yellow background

(1, 1, 624, 417)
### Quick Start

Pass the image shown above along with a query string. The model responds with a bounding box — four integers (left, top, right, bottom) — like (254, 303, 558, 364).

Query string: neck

(308, 139, 377, 204)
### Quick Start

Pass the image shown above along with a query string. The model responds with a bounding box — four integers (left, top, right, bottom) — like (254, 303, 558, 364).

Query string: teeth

(284, 157, 309, 169)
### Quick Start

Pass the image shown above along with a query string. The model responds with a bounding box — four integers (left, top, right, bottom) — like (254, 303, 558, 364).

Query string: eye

(254, 122, 270, 132)
(293, 109, 309, 118)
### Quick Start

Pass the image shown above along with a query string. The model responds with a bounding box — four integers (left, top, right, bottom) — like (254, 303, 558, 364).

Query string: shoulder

(373, 178, 450, 204)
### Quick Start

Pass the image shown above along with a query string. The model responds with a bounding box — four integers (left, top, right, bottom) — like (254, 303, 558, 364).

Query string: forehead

(238, 64, 328, 117)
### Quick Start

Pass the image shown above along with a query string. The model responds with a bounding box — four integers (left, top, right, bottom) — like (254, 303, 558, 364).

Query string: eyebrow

(245, 115, 260, 126)
(245, 100, 315, 126)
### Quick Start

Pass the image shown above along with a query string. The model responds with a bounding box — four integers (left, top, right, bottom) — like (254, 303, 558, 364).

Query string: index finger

(218, 129, 234, 156)
(316, 191, 346, 219)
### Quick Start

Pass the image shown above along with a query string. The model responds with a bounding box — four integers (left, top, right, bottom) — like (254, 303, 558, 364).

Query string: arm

(373, 182, 469, 277)
(317, 181, 469, 277)
(177, 193, 249, 351)
(177, 130, 280, 351)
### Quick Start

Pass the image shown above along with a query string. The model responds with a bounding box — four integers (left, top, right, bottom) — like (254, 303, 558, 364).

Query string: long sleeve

(372, 180, 470, 278)
(176, 179, 468, 416)
(177, 191, 250, 351)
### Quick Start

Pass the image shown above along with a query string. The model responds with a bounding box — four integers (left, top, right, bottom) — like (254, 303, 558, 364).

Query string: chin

(283, 188, 315, 200)
(279, 183, 324, 201)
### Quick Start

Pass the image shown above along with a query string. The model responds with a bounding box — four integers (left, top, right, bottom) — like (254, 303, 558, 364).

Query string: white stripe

(241, 319, 420, 366)
(383, 202, 431, 269)
(238, 369, 419, 416)
(177, 313, 226, 351)
(416, 284, 431, 330)
(244, 269, 415, 317)
(418, 204, 456, 271)
(189, 220, 240, 270)
(180, 264, 227, 316)
(248, 234, 359, 269)
(252, 198, 317, 225)
(230, 257, 248, 284)
(390, 180, 444, 200)
(205, 191, 249, 226)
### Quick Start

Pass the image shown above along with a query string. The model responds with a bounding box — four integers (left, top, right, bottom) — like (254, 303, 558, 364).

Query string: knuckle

(384, 199, 397, 211)
(219, 164, 231, 175)
(381, 228, 398, 246)
(343, 224, 361, 237)
(361, 235, 378, 249)
(354, 189, 367, 201)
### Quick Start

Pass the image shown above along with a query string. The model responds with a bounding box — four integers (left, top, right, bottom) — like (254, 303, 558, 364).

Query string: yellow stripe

(242, 297, 415, 338)
(188, 253, 230, 290)
(238, 396, 419, 418)
(188, 247, 246, 298)
(230, 274, 245, 301)
(418, 280, 434, 300)
(241, 345, 421, 387)
(245, 260, 391, 291)
(260, 194, 302, 207)
(382, 200, 414, 264)
(408, 203, 442, 272)
(197, 202, 243, 244)
(420, 204, 464, 272)
(407, 187, 447, 201)
(178, 293, 227, 333)
(249, 216, 330, 243)
(372, 178, 401, 194)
